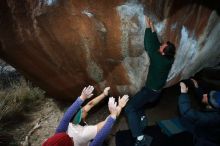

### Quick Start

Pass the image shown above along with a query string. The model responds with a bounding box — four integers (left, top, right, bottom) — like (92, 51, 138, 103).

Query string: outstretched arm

(90, 96, 129, 146)
(89, 116, 115, 146)
(95, 95, 129, 132)
(144, 16, 160, 54)
(55, 85, 94, 133)
(55, 97, 84, 133)
(82, 87, 110, 120)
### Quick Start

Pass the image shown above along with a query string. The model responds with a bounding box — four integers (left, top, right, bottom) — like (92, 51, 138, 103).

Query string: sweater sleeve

(178, 93, 220, 126)
(89, 116, 116, 146)
(144, 28, 160, 55)
(55, 97, 84, 133)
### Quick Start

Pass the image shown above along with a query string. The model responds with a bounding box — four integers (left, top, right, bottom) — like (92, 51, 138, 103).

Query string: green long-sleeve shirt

(144, 28, 174, 90)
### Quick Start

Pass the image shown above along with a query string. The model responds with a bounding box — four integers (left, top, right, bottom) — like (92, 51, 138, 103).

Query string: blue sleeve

(55, 97, 84, 133)
(178, 93, 220, 126)
(89, 116, 116, 146)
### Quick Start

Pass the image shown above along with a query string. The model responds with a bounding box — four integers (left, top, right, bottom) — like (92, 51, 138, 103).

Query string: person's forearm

(83, 93, 105, 115)
(87, 93, 105, 108)
(144, 28, 153, 51)
(116, 106, 122, 117)
(144, 28, 160, 53)
(90, 116, 116, 146)
(55, 97, 84, 133)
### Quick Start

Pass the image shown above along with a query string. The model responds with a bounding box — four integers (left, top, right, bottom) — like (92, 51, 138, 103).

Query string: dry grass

(0, 78, 45, 145)
(0, 78, 45, 123)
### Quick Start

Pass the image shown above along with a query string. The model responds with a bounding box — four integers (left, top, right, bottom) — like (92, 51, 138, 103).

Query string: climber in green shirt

(125, 16, 176, 146)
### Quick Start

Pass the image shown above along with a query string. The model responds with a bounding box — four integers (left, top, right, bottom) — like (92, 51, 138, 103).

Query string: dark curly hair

(163, 41, 176, 58)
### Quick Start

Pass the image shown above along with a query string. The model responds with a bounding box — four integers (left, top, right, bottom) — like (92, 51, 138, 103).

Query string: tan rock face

(0, 0, 220, 100)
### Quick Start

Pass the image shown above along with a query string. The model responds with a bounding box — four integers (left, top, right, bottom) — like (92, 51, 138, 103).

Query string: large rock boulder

(0, 0, 220, 100)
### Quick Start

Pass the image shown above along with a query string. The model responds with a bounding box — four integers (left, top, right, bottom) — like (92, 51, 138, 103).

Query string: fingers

(103, 87, 110, 96)
(105, 87, 110, 91)
(190, 78, 199, 88)
(86, 85, 94, 92)
(190, 78, 196, 82)
(84, 85, 94, 94)
(122, 95, 129, 100)
(180, 82, 188, 89)
(109, 97, 117, 107)
(81, 85, 94, 100)
(88, 94, 94, 98)
(114, 100, 117, 107)
(180, 82, 187, 89)
(82, 87, 86, 92)
(108, 97, 114, 103)
(121, 95, 129, 104)
(108, 97, 118, 117)
(108, 97, 117, 112)
(180, 82, 188, 93)
(119, 95, 129, 108)
(180, 82, 186, 87)
(190, 78, 196, 84)
(118, 96, 121, 102)
(124, 96, 129, 104)
(108, 97, 116, 107)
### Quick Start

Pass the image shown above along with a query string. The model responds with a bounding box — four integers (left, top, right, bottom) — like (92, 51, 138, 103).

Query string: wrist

(110, 114, 117, 119)
(102, 92, 107, 96)
(80, 95, 86, 101)
(117, 106, 122, 116)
